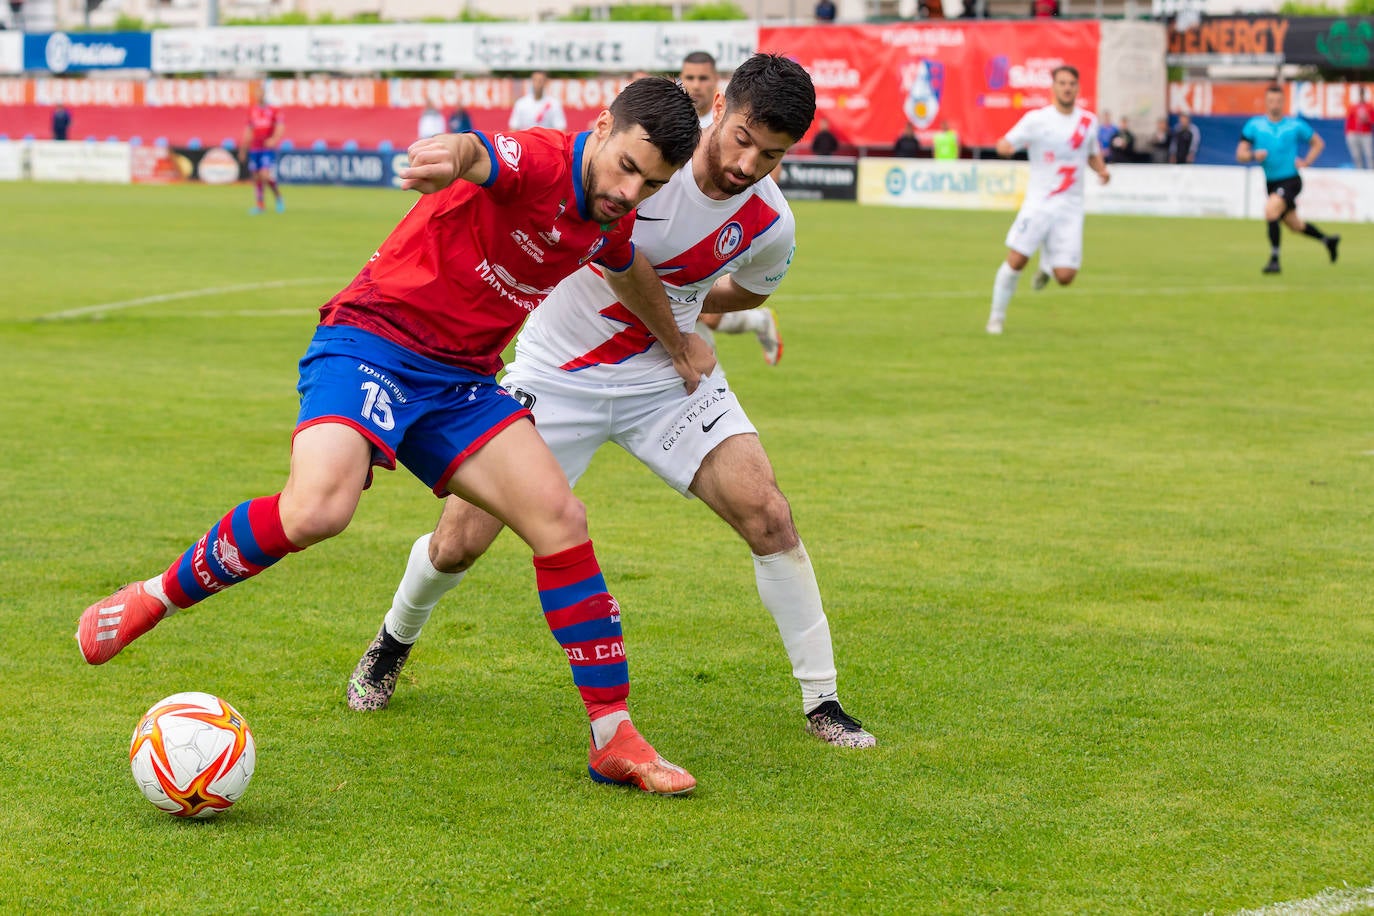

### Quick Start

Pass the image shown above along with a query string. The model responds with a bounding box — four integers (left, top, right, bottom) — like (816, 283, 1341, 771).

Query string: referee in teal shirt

(1237, 84, 1340, 274)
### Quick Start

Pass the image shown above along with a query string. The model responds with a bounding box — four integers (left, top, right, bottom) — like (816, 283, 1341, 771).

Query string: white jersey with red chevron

(511, 164, 796, 391)
(1004, 105, 1100, 211)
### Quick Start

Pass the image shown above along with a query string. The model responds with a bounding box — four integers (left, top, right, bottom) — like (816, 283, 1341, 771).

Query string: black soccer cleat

(1262, 257, 1281, 275)
(347, 625, 413, 711)
(805, 700, 877, 748)
(1326, 235, 1340, 264)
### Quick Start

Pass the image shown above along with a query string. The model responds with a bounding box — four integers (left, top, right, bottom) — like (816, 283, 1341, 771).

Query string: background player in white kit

(348, 53, 876, 750)
(680, 50, 784, 365)
(986, 65, 1110, 335)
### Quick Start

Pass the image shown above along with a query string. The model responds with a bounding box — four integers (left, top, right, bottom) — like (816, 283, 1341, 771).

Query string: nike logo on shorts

(702, 411, 730, 433)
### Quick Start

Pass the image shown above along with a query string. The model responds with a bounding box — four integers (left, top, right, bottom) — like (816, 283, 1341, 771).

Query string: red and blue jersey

(319, 129, 636, 375)
(246, 105, 281, 151)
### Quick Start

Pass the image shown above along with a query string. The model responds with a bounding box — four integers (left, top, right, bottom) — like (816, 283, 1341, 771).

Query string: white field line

(36, 278, 336, 321)
(782, 281, 1373, 303)
(34, 278, 1369, 320)
(1230, 884, 1374, 916)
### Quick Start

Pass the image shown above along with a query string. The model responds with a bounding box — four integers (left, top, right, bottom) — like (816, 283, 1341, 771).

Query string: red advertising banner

(759, 21, 1100, 149)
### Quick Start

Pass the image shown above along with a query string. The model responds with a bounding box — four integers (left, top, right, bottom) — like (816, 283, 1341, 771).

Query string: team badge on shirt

(714, 222, 744, 260)
(495, 134, 522, 170)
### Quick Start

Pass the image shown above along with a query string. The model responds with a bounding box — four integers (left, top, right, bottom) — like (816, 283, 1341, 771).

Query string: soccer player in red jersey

(77, 78, 708, 795)
(239, 85, 286, 215)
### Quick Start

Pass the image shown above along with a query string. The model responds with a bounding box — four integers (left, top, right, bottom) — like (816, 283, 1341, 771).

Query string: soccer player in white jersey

(347, 52, 876, 751)
(680, 50, 784, 365)
(986, 65, 1110, 335)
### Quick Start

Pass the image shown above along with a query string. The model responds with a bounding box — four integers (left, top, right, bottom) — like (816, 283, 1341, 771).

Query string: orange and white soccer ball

(129, 692, 256, 818)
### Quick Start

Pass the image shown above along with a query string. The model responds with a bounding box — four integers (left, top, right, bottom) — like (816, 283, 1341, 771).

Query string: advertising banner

(131, 145, 187, 183)
(29, 140, 132, 182)
(170, 145, 247, 184)
(23, 32, 152, 73)
(0, 32, 22, 76)
(858, 158, 1028, 210)
(775, 156, 858, 201)
(1168, 79, 1374, 117)
(1167, 15, 1374, 69)
(1083, 164, 1247, 218)
(276, 150, 395, 187)
(303, 24, 475, 74)
(0, 141, 24, 180)
(1246, 166, 1374, 223)
(153, 28, 312, 74)
(758, 21, 1100, 150)
(147, 21, 757, 75)
(471, 21, 756, 73)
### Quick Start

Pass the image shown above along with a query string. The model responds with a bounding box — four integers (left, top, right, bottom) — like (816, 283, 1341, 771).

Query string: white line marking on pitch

(1230, 883, 1374, 915)
(782, 282, 1373, 303)
(36, 278, 336, 321)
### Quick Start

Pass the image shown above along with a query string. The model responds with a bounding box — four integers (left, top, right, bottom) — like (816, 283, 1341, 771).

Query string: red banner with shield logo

(759, 21, 1101, 149)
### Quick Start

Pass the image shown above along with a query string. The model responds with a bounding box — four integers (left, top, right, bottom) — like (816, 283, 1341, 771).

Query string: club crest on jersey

(578, 236, 607, 265)
(713, 221, 745, 261)
(495, 134, 522, 170)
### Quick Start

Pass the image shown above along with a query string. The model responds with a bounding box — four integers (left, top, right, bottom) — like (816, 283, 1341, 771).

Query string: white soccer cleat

(985, 318, 1004, 335)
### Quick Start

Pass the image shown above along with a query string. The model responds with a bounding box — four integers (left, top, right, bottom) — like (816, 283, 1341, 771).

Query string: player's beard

(584, 153, 632, 222)
(705, 129, 755, 197)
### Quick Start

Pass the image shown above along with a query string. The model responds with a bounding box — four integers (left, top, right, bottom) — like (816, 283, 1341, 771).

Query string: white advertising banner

(1097, 21, 1167, 140)
(302, 24, 476, 74)
(1085, 164, 1247, 219)
(1245, 166, 1374, 224)
(151, 21, 759, 74)
(29, 140, 132, 183)
(0, 141, 24, 181)
(471, 21, 757, 73)
(0, 32, 21, 76)
(152, 28, 313, 74)
(858, 158, 1028, 211)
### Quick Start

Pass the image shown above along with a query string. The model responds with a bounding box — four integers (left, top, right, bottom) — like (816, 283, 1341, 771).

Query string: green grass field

(3, 181, 1373, 914)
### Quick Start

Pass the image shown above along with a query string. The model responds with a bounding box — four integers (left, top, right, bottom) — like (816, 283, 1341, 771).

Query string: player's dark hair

(723, 53, 817, 142)
(682, 50, 717, 70)
(1266, 83, 1283, 94)
(609, 76, 700, 167)
(1051, 64, 1079, 80)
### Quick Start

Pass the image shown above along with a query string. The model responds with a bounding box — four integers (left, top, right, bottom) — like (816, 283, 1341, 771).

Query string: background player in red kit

(77, 78, 709, 796)
(239, 84, 286, 215)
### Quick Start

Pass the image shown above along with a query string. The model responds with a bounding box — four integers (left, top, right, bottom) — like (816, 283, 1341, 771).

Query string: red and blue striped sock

(534, 540, 629, 720)
(160, 494, 302, 610)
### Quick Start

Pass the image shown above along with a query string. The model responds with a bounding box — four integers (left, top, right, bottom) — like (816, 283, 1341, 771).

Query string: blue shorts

(296, 325, 531, 495)
(248, 150, 276, 173)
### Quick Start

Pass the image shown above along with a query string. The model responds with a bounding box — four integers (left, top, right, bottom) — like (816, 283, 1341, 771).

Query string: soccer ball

(129, 692, 256, 818)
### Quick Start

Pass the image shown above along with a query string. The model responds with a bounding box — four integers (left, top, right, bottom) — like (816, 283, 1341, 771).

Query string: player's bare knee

(428, 528, 483, 574)
(281, 499, 353, 546)
(546, 492, 589, 541)
(739, 491, 798, 555)
(1055, 269, 1077, 286)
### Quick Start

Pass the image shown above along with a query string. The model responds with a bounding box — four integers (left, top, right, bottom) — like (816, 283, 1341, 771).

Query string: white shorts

(500, 363, 757, 497)
(1004, 204, 1084, 271)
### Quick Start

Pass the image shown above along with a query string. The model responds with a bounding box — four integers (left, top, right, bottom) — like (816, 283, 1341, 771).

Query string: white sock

(716, 310, 764, 334)
(384, 533, 465, 645)
(142, 576, 175, 616)
(753, 542, 839, 714)
(989, 262, 1022, 324)
(590, 710, 631, 749)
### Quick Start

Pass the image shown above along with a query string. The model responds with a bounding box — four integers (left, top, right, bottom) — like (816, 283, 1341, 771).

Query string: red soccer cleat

(76, 582, 168, 665)
(587, 720, 696, 796)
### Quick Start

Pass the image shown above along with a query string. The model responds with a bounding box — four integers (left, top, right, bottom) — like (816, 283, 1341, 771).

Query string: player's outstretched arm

(398, 133, 491, 194)
(700, 275, 770, 314)
(604, 250, 717, 391)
